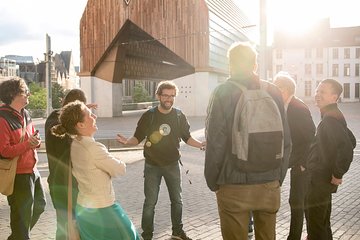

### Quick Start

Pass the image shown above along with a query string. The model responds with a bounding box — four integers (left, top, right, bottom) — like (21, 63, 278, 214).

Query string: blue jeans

(141, 161, 183, 239)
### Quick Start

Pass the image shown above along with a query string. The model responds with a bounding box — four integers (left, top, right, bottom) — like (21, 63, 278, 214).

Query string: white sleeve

(91, 141, 126, 177)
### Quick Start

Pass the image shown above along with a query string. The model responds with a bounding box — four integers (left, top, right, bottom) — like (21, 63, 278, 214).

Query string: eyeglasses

(160, 94, 176, 99)
(20, 89, 30, 96)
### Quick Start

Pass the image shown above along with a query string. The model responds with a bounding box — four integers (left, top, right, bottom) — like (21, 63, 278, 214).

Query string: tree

(27, 83, 47, 117)
(133, 82, 152, 103)
(26, 82, 66, 117)
(51, 83, 66, 109)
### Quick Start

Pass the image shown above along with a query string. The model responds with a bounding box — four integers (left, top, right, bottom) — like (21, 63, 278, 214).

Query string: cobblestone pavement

(0, 103, 359, 239)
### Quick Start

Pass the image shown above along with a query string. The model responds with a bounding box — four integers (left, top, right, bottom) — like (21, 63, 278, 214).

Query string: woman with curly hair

(52, 100, 140, 240)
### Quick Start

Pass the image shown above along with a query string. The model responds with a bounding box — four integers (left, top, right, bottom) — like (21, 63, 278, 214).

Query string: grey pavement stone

(0, 103, 360, 239)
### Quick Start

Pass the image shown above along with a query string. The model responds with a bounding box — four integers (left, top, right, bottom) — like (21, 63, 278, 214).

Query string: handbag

(67, 158, 80, 240)
(0, 117, 26, 196)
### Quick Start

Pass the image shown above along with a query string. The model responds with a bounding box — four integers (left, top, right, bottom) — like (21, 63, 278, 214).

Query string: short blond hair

(274, 71, 296, 95)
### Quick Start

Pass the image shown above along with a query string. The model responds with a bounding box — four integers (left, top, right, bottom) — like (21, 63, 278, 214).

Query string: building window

(333, 48, 338, 59)
(356, 48, 360, 58)
(276, 65, 282, 73)
(356, 64, 360, 77)
(344, 64, 350, 76)
(316, 48, 323, 58)
(356, 83, 360, 98)
(305, 81, 312, 97)
(316, 64, 323, 75)
(276, 49, 282, 59)
(305, 64, 312, 75)
(343, 83, 350, 98)
(332, 64, 339, 76)
(344, 48, 350, 59)
(305, 49, 311, 58)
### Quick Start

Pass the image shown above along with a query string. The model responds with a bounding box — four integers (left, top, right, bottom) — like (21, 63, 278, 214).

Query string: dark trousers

(49, 184, 78, 240)
(306, 176, 333, 240)
(7, 170, 46, 240)
(287, 167, 308, 240)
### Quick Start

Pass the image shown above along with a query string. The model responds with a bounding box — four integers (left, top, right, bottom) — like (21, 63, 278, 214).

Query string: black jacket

(45, 110, 78, 209)
(287, 96, 316, 169)
(307, 103, 356, 181)
(204, 75, 291, 191)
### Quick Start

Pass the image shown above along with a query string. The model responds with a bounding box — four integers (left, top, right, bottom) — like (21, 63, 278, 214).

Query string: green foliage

(133, 82, 152, 103)
(26, 83, 66, 117)
(51, 83, 65, 109)
(27, 86, 46, 110)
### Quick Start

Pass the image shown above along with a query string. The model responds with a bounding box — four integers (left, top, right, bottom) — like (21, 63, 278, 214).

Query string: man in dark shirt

(307, 79, 356, 240)
(117, 81, 205, 240)
(274, 72, 316, 240)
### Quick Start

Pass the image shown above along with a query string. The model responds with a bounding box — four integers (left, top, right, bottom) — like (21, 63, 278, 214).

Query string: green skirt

(76, 202, 140, 240)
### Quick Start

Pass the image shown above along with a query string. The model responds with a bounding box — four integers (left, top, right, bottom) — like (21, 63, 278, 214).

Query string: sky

(0, 0, 359, 67)
(0, 0, 88, 66)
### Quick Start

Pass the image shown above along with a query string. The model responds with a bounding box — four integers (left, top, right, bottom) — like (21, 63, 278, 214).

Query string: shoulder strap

(228, 80, 247, 92)
(20, 116, 26, 143)
(173, 107, 182, 127)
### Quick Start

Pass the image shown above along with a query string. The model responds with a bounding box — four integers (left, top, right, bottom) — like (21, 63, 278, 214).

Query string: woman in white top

(51, 100, 140, 240)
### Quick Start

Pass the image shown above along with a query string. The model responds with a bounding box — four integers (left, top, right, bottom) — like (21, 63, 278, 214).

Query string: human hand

(331, 175, 342, 186)
(86, 103, 98, 110)
(28, 130, 41, 148)
(200, 141, 206, 151)
(116, 134, 127, 145)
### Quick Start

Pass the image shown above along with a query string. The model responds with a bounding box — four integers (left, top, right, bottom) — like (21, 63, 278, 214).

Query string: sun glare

(268, 0, 331, 36)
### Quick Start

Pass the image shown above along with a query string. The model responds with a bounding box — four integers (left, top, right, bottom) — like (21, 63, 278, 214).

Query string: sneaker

(171, 231, 193, 240)
(248, 225, 254, 236)
(248, 224, 254, 235)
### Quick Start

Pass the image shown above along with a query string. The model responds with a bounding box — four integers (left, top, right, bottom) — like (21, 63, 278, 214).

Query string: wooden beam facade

(80, 0, 210, 80)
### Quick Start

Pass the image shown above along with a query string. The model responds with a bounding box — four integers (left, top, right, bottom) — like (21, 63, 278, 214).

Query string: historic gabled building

(272, 19, 360, 102)
(54, 51, 79, 89)
(79, 0, 255, 117)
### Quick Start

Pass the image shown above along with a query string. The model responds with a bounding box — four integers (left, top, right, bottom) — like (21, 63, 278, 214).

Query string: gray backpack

(229, 80, 284, 172)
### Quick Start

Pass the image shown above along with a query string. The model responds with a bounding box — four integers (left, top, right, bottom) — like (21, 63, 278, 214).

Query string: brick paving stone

(0, 102, 359, 239)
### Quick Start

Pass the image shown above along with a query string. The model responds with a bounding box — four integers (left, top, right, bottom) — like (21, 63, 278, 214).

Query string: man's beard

(160, 101, 172, 110)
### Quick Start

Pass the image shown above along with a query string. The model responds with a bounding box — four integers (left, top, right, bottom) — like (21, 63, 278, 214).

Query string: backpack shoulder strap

(173, 107, 182, 127)
(228, 80, 247, 92)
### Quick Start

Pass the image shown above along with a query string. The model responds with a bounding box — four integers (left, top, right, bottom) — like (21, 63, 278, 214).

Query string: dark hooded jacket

(307, 103, 356, 191)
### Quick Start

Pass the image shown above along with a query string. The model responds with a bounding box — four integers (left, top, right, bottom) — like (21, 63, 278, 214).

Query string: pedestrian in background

(45, 89, 97, 240)
(306, 79, 356, 240)
(52, 100, 140, 240)
(274, 72, 316, 240)
(117, 80, 206, 240)
(204, 42, 291, 240)
(0, 78, 46, 240)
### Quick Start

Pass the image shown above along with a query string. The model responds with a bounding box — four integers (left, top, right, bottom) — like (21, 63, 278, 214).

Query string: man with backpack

(204, 42, 291, 240)
(117, 81, 206, 240)
(306, 79, 356, 240)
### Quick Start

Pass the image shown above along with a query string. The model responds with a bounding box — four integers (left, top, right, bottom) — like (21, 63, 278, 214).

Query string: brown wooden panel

(80, 0, 210, 76)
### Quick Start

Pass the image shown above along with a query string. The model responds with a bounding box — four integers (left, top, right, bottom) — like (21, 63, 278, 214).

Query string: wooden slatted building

(79, 0, 254, 117)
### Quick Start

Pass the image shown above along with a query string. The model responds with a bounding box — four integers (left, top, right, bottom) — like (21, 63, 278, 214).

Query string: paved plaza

(0, 102, 359, 239)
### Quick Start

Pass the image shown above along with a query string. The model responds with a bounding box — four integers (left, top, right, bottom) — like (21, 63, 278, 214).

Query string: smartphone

(33, 130, 39, 137)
